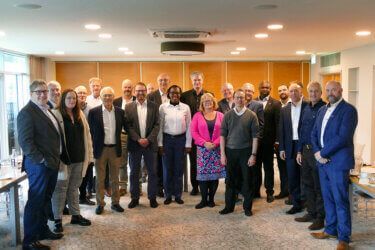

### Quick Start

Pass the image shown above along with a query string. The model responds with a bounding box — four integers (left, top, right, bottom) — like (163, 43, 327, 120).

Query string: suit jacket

(147, 90, 163, 107)
(246, 100, 265, 139)
(124, 101, 160, 152)
(255, 96, 281, 145)
(217, 98, 234, 114)
(113, 96, 136, 109)
(17, 101, 61, 170)
(278, 100, 308, 159)
(311, 100, 358, 170)
(88, 105, 125, 159)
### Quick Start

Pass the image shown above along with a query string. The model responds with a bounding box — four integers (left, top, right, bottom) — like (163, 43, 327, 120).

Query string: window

(0, 51, 30, 160)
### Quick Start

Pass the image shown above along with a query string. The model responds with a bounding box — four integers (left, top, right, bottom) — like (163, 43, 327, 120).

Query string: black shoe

(164, 197, 172, 205)
(111, 204, 125, 212)
(195, 201, 207, 209)
(158, 189, 165, 198)
(266, 194, 275, 203)
(150, 199, 159, 208)
(53, 219, 63, 233)
(95, 205, 104, 215)
(39, 229, 63, 240)
(308, 219, 325, 230)
(87, 192, 93, 199)
(295, 213, 314, 222)
(62, 206, 69, 215)
(175, 198, 184, 204)
(275, 192, 289, 199)
(208, 201, 216, 207)
(284, 198, 292, 205)
(79, 197, 95, 206)
(128, 199, 139, 209)
(244, 209, 253, 217)
(71, 215, 91, 226)
(286, 206, 303, 215)
(23, 241, 50, 250)
(190, 188, 199, 196)
(219, 207, 234, 215)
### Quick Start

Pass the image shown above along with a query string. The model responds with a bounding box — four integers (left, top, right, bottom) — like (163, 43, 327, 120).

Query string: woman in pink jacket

(190, 93, 226, 209)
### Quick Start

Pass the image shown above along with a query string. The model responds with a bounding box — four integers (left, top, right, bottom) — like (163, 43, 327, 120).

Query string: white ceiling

(0, 0, 374, 61)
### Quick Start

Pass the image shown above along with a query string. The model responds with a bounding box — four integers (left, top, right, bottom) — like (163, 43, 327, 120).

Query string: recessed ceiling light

(267, 24, 283, 30)
(14, 3, 42, 9)
(84, 24, 101, 30)
(296, 50, 306, 55)
(254, 4, 278, 10)
(55, 51, 65, 55)
(118, 47, 129, 51)
(355, 30, 371, 36)
(231, 51, 240, 55)
(0, 31, 5, 37)
(124, 51, 134, 55)
(236, 47, 246, 51)
(254, 33, 269, 39)
(98, 33, 112, 39)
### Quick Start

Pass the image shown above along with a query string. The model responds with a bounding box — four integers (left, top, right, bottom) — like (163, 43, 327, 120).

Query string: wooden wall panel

(141, 62, 183, 90)
(302, 62, 310, 97)
(56, 62, 97, 91)
(226, 62, 268, 98)
(183, 62, 225, 99)
(269, 62, 302, 98)
(99, 62, 140, 98)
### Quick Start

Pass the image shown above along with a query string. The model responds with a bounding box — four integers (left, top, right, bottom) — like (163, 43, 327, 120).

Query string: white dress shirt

(102, 105, 116, 145)
(136, 100, 148, 138)
(121, 97, 133, 110)
(320, 98, 343, 147)
(291, 99, 303, 140)
(87, 95, 102, 109)
(158, 101, 192, 147)
(159, 89, 168, 104)
(260, 95, 269, 109)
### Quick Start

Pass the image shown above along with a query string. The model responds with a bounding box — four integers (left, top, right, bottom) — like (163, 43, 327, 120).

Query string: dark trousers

(285, 141, 301, 208)
(162, 134, 186, 199)
(254, 141, 275, 195)
(225, 147, 253, 211)
(188, 144, 199, 191)
(156, 153, 163, 191)
(319, 165, 351, 243)
(199, 180, 219, 203)
(275, 147, 288, 195)
(23, 157, 58, 245)
(129, 148, 158, 200)
(301, 146, 325, 220)
(79, 163, 94, 200)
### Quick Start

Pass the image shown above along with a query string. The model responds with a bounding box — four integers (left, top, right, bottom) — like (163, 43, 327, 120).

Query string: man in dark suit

(125, 82, 160, 209)
(243, 83, 264, 198)
(18, 80, 64, 250)
(255, 81, 281, 203)
(217, 83, 235, 114)
(147, 73, 170, 197)
(88, 87, 126, 215)
(279, 83, 308, 214)
(311, 81, 358, 250)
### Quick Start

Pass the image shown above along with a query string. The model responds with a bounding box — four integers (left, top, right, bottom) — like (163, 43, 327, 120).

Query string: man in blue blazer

(311, 81, 357, 250)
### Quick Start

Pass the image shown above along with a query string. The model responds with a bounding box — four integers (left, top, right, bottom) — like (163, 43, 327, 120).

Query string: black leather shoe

(79, 198, 95, 206)
(190, 188, 199, 196)
(286, 206, 303, 215)
(219, 207, 234, 215)
(195, 201, 207, 209)
(128, 199, 139, 209)
(150, 199, 159, 208)
(39, 229, 63, 240)
(244, 209, 253, 217)
(71, 215, 91, 226)
(53, 219, 63, 233)
(308, 219, 325, 230)
(158, 189, 165, 198)
(275, 192, 289, 199)
(266, 194, 275, 203)
(284, 198, 292, 205)
(63, 206, 69, 215)
(95, 205, 104, 215)
(295, 213, 314, 222)
(23, 241, 50, 250)
(111, 204, 125, 212)
(175, 198, 184, 204)
(208, 201, 216, 207)
(164, 198, 172, 205)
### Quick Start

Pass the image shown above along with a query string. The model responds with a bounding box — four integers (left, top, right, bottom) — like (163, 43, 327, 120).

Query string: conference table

(0, 163, 27, 246)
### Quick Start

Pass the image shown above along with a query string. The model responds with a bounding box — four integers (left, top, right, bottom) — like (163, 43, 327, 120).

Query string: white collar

(291, 98, 302, 107)
(159, 89, 167, 96)
(102, 104, 114, 112)
(234, 106, 247, 116)
(328, 98, 343, 108)
(136, 100, 147, 106)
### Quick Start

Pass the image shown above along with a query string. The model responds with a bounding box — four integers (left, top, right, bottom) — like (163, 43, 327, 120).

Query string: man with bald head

(311, 81, 357, 250)
(47, 80, 61, 109)
(217, 83, 235, 114)
(279, 83, 308, 214)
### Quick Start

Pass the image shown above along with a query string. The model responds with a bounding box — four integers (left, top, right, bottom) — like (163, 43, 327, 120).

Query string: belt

(104, 144, 116, 147)
(304, 144, 312, 150)
(163, 133, 185, 138)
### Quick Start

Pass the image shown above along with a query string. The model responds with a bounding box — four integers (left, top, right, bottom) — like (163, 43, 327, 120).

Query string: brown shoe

(308, 219, 325, 230)
(119, 188, 127, 196)
(336, 241, 349, 250)
(311, 231, 337, 239)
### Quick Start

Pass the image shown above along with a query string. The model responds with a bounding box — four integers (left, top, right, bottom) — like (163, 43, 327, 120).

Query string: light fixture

(254, 4, 278, 10)
(98, 33, 112, 39)
(355, 30, 371, 36)
(254, 33, 269, 39)
(296, 50, 306, 55)
(14, 3, 42, 9)
(85, 24, 101, 30)
(267, 24, 283, 30)
(231, 51, 240, 55)
(55, 51, 65, 55)
(236, 47, 246, 51)
(161, 42, 205, 56)
(0, 31, 5, 37)
(118, 47, 129, 51)
(124, 51, 134, 55)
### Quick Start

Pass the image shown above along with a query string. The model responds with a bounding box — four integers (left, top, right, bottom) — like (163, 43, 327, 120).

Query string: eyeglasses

(31, 90, 49, 95)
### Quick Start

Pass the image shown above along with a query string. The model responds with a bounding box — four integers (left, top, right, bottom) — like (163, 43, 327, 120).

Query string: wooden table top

(350, 176, 375, 198)
(0, 166, 27, 192)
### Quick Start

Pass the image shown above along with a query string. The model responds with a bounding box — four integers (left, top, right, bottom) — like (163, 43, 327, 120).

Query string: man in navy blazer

(279, 83, 308, 214)
(311, 81, 357, 250)
(88, 87, 126, 215)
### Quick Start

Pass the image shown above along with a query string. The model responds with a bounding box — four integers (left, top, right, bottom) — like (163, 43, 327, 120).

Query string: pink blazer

(190, 111, 224, 147)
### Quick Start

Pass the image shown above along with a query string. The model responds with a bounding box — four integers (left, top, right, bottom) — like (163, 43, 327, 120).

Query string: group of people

(17, 70, 357, 250)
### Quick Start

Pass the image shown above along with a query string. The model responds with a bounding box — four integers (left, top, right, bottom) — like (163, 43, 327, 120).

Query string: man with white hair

(47, 80, 61, 109)
(218, 83, 235, 114)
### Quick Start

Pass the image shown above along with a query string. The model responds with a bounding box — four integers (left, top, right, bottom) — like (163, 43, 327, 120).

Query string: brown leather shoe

(311, 231, 337, 239)
(119, 188, 127, 196)
(336, 241, 349, 250)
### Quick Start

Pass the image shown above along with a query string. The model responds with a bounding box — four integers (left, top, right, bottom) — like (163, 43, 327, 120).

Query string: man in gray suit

(125, 82, 160, 209)
(18, 80, 66, 250)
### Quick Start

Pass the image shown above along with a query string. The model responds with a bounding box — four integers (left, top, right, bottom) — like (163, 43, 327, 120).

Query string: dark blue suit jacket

(311, 100, 358, 170)
(88, 105, 125, 159)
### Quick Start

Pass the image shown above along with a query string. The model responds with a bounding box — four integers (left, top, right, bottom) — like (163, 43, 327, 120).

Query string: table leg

(9, 184, 21, 246)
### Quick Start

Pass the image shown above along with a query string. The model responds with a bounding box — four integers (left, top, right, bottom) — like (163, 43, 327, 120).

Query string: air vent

(150, 30, 211, 39)
(320, 53, 340, 67)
